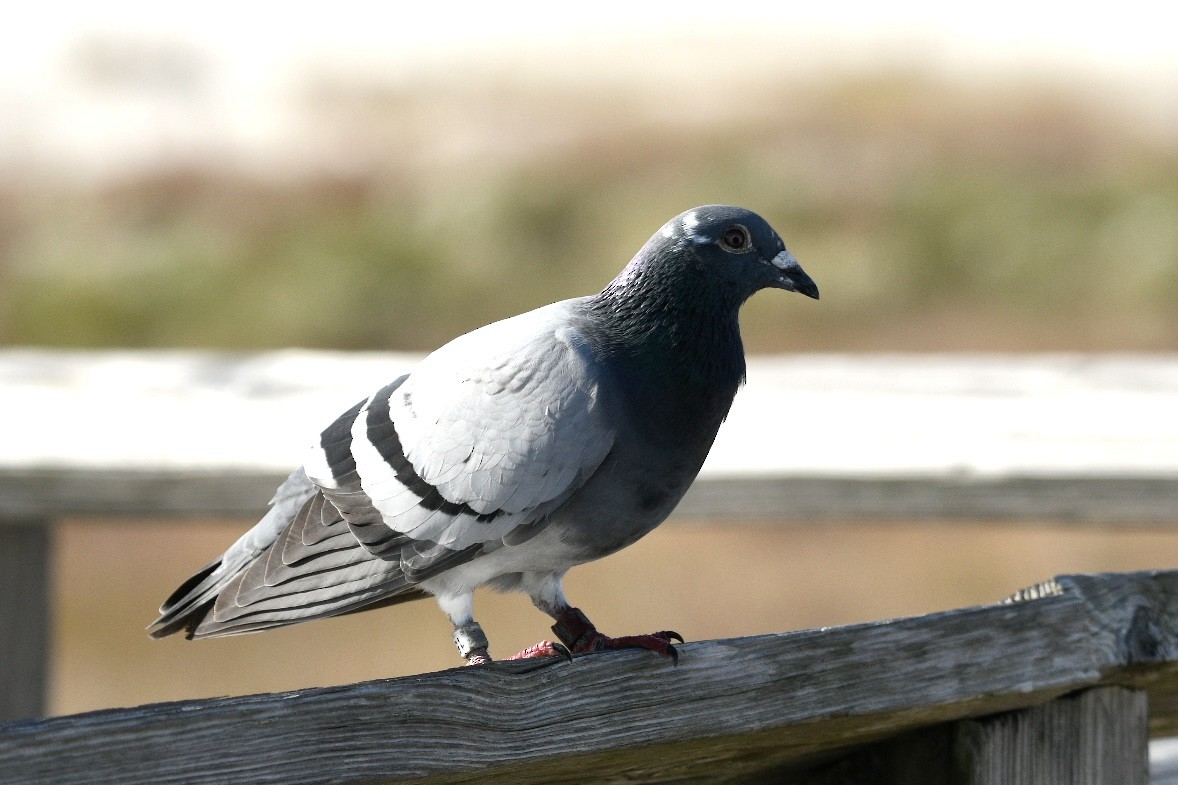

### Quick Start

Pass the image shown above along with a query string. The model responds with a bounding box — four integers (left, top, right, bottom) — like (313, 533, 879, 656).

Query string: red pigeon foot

(506, 640, 573, 661)
(552, 606, 683, 664)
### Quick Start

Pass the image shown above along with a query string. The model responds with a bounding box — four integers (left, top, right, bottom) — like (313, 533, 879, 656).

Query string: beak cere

(769, 250, 820, 300)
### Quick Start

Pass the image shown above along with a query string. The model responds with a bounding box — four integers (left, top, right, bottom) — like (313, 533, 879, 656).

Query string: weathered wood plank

(0, 520, 51, 722)
(788, 725, 956, 784)
(3, 467, 1177, 523)
(679, 474, 1178, 525)
(2, 350, 1176, 523)
(953, 687, 1148, 785)
(2, 570, 1177, 785)
(798, 687, 1149, 785)
(0, 467, 281, 518)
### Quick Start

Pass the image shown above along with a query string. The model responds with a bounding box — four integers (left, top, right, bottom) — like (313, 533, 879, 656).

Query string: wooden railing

(0, 570, 1174, 784)
(2, 350, 1177, 782)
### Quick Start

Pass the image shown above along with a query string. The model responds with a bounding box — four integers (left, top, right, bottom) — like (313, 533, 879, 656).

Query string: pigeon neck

(585, 253, 748, 394)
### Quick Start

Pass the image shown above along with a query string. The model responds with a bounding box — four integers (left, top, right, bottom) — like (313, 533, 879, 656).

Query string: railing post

(952, 686, 1148, 784)
(0, 519, 52, 721)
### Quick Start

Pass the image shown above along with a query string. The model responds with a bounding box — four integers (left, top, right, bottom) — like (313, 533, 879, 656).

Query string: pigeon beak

(769, 250, 820, 300)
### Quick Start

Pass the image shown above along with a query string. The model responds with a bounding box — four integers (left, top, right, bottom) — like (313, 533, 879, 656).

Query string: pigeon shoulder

(297, 296, 615, 556)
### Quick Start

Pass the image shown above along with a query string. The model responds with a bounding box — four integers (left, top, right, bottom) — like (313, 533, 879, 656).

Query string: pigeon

(149, 205, 819, 665)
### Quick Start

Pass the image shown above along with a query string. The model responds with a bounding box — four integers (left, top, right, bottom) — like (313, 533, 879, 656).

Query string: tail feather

(150, 469, 430, 640)
(193, 571, 425, 637)
(149, 467, 322, 638)
(187, 586, 428, 637)
(147, 558, 223, 638)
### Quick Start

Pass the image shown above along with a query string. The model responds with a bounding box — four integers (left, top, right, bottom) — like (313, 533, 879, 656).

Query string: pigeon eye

(719, 226, 750, 252)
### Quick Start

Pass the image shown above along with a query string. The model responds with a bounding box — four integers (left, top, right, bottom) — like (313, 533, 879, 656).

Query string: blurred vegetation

(1, 74, 1175, 352)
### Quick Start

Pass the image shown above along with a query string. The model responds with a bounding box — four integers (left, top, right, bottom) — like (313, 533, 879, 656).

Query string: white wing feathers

(306, 303, 615, 555)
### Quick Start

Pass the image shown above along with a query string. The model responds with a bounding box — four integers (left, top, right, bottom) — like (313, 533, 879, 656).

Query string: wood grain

(953, 687, 1148, 785)
(799, 687, 1148, 785)
(2, 570, 1177, 785)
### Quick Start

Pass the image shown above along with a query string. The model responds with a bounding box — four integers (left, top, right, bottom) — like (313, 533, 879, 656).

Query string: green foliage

(2, 76, 1175, 351)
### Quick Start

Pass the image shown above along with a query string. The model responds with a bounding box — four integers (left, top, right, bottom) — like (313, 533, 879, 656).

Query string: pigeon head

(586, 205, 818, 393)
(657, 205, 819, 302)
(594, 205, 818, 330)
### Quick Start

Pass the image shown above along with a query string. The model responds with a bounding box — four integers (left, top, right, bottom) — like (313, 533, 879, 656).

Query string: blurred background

(2, 1, 1176, 716)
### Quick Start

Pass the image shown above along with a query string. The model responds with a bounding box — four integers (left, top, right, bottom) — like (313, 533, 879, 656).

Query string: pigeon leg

(551, 606, 683, 663)
(439, 593, 493, 665)
(453, 621, 492, 665)
(518, 573, 681, 662)
(495, 572, 574, 661)
(440, 590, 570, 663)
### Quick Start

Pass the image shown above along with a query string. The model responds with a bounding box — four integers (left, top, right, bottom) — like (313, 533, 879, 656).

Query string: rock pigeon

(149, 205, 819, 665)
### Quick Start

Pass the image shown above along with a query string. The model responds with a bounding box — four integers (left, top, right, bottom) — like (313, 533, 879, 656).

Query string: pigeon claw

(551, 607, 683, 664)
(583, 631, 681, 665)
(506, 640, 573, 662)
